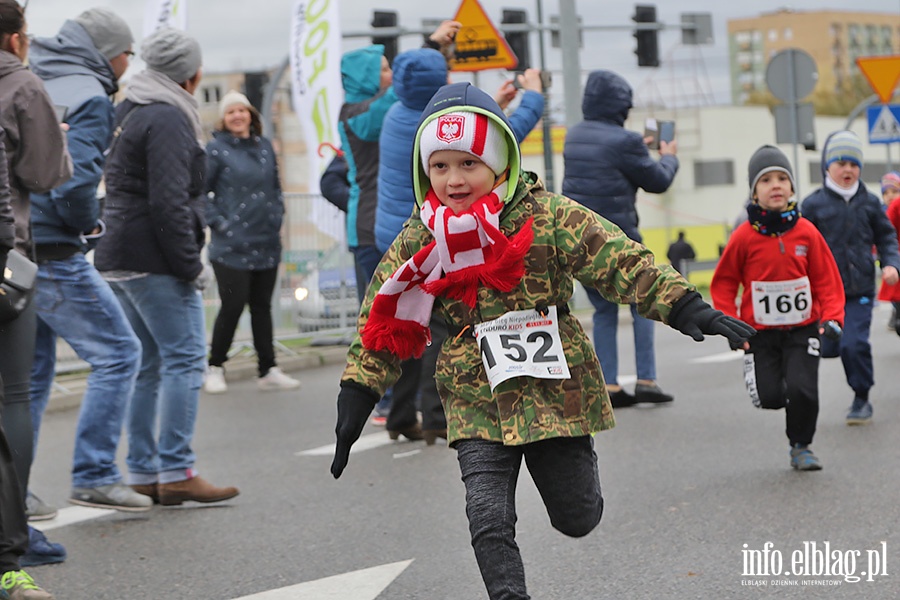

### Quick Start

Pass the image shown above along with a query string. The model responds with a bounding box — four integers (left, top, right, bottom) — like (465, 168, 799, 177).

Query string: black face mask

(746, 200, 800, 237)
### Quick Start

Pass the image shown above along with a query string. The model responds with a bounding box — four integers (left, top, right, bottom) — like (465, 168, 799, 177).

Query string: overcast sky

(23, 0, 900, 106)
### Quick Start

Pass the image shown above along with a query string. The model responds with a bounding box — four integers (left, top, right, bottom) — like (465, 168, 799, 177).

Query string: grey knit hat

(824, 130, 863, 168)
(141, 28, 202, 83)
(74, 8, 133, 61)
(748, 145, 795, 198)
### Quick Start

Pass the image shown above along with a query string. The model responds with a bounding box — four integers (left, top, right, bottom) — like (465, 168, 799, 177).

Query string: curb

(47, 343, 350, 415)
(47, 309, 604, 415)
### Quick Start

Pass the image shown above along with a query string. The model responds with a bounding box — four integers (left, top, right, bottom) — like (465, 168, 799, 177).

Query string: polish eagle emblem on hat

(437, 115, 464, 143)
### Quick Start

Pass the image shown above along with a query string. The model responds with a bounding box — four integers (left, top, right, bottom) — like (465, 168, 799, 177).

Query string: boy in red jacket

(712, 145, 845, 470)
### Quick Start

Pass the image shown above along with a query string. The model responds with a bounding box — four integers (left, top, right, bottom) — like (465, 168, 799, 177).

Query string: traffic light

(371, 10, 399, 65)
(633, 5, 659, 67)
(501, 9, 530, 70)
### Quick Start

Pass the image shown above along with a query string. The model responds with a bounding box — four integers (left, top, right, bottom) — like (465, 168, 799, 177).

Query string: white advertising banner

(290, 0, 344, 239)
(143, 0, 188, 36)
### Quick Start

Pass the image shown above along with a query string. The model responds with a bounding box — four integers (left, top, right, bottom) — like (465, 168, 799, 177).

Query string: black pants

(0, 301, 33, 574)
(456, 436, 604, 600)
(209, 263, 278, 377)
(418, 315, 448, 431)
(0, 417, 27, 573)
(0, 300, 35, 499)
(385, 358, 420, 431)
(743, 324, 820, 446)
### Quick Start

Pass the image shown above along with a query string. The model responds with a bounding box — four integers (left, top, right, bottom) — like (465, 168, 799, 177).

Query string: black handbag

(0, 250, 37, 323)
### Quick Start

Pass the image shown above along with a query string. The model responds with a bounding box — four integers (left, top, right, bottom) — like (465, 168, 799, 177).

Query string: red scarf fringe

(361, 313, 431, 359)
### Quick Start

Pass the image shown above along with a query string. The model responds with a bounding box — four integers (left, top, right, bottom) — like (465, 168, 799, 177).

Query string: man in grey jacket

(27, 8, 149, 517)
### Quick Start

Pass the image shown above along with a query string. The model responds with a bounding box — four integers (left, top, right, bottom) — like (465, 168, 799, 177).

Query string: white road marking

(296, 431, 398, 457)
(30, 505, 117, 532)
(231, 559, 413, 600)
(690, 351, 744, 364)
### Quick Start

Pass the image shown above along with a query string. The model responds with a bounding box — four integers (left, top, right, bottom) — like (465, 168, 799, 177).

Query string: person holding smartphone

(562, 69, 679, 408)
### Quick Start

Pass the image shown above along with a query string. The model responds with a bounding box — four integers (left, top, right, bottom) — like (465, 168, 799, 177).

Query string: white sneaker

(204, 366, 227, 394)
(257, 367, 301, 391)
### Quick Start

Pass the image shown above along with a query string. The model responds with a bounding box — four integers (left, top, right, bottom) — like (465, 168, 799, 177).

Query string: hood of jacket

(0, 49, 26, 80)
(412, 82, 521, 209)
(392, 48, 448, 111)
(341, 45, 385, 103)
(29, 20, 118, 95)
(581, 69, 632, 125)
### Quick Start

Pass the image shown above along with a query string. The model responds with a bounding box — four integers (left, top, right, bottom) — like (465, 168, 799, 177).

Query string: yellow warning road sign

(857, 55, 900, 104)
(451, 0, 518, 72)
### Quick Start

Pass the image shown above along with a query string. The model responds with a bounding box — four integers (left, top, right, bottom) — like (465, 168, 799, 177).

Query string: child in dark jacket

(330, 82, 755, 599)
(712, 145, 845, 470)
(801, 131, 900, 425)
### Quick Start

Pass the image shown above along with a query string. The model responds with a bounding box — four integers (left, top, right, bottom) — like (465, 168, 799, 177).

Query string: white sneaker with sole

(204, 366, 227, 394)
(257, 367, 301, 391)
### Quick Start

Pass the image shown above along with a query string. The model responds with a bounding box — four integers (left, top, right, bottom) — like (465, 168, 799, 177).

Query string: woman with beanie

(712, 145, 845, 471)
(801, 131, 900, 425)
(94, 28, 238, 506)
(202, 91, 299, 394)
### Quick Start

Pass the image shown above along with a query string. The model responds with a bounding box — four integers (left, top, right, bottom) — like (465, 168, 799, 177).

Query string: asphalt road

(26, 304, 900, 599)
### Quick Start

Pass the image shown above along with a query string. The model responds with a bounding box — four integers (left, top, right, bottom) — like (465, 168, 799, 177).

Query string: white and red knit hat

(419, 111, 509, 176)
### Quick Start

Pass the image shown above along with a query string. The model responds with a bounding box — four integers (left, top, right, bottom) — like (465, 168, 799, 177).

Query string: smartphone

(54, 104, 68, 123)
(659, 120, 676, 145)
(644, 119, 675, 149)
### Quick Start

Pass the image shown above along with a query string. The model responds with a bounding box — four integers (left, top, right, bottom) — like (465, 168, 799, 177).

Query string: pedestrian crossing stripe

(870, 105, 900, 142)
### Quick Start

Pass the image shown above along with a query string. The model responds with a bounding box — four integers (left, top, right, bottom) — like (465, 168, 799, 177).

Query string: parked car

(294, 247, 359, 332)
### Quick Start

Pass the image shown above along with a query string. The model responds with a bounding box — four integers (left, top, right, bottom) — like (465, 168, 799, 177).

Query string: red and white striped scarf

(361, 186, 533, 360)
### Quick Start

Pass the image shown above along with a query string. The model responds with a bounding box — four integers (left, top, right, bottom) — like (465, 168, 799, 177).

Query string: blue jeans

(108, 274, 206, 485)
(584, 286, 656, 385)
(820, 296, 874, 396)
(31, 254, 141, 488)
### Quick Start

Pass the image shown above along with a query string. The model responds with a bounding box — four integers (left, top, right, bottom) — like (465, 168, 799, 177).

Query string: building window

(694, 160, 735, 187)
(202, 86, 222, 105)
(768, 28, 778, 42)
(784, 27, 793, 41)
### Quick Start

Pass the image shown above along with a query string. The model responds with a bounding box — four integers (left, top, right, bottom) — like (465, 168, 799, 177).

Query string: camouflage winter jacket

(342, 170, 695, 446)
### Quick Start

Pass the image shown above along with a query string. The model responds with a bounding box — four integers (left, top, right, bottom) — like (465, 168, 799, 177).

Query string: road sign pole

(559, 0, 582, 128)
(787, 49, 801, 200)
(536, 0, 555, 192)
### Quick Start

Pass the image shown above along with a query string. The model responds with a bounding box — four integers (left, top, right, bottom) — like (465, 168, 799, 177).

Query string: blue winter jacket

(205, 131, 283, 271)
(801, 132, 900, 299)
(561, 70, 678, 242)
(338, 45, 397, 249)
(28, 20, 118, 255)
(374, 48, 545, 253)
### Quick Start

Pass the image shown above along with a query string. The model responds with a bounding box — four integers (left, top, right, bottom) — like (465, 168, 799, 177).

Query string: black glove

(669, 292, 756, 348)
(331, 381, 380, 479)
(819, 320, 842, 341)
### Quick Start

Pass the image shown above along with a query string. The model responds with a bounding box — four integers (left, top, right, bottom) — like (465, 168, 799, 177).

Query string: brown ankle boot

(388, 422, 424, 441)
(130, 483, 160, 504)
(158, 476, 239, 506)
(422, 429, 447, 446)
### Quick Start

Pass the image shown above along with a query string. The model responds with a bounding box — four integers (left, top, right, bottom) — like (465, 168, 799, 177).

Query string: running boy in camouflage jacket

(330, 82, 754, 599)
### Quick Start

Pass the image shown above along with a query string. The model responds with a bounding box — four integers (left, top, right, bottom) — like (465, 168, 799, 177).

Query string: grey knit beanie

(141, 28, 202, 83)
(748, 145, 795, 198)
(824, 130, 863, 168)
(74, 8, 133, 61)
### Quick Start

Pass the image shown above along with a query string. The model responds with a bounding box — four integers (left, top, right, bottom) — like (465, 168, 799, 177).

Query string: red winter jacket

(712, 218, 845, 330)
(878, 200, 900, 302)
